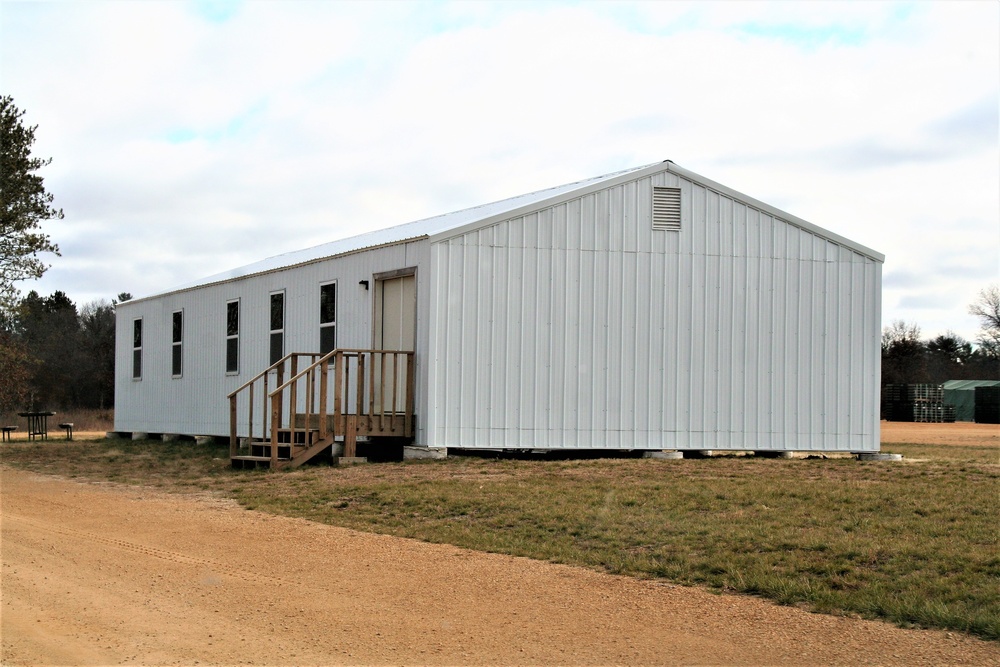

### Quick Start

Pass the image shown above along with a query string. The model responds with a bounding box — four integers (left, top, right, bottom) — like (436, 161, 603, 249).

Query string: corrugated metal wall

(426, 172, 881, 451)
(115, 240, 431, 441)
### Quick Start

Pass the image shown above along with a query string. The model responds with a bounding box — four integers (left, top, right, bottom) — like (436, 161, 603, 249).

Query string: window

(171, 310, 183, 377)
(269, 291, 284, 365)
(226, 299, 239, 374)
(320, 282, 336, 354)
(132, 318, 142, 380)
(652, 186, 682, 231)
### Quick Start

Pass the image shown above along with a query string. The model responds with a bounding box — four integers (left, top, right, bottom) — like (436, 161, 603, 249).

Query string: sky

(1, 0, 997, 343)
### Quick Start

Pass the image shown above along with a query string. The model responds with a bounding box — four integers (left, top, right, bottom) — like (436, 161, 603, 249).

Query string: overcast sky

(2, 1, 997, 342)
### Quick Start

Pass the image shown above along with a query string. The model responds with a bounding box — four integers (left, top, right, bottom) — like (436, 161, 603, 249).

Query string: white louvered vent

(652, 186, 681, 231)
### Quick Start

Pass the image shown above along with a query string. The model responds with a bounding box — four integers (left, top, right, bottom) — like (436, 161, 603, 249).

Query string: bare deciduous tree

(969, 284, 1000, 358)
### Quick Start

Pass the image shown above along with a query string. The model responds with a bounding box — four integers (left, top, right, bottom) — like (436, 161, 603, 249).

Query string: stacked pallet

(882, 384, 955, 423)
(974, 386, 1000, 424)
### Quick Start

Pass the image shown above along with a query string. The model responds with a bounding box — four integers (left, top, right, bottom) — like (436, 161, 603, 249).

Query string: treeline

(0, 290, 130, 413)
(882, 285, 1000, 385)
(2, 285, 998, 413)
(882, 322, 1000, 385)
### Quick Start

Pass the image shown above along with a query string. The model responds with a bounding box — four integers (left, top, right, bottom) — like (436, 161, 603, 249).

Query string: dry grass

(2, 432, 998, 642)
(1, 408, 113, 438)
(881, 421, 1000, 447)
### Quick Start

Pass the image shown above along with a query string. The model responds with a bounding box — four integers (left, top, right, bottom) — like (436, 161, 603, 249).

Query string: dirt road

(3, 467, 998, 666)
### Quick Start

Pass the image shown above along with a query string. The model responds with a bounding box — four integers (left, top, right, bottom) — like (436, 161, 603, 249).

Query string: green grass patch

(3, 438, 998, 641)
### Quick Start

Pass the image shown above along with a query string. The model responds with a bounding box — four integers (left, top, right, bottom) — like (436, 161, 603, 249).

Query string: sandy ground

(12, 423, 999, 447)
(880, 420, 1000, 447)
(3, 467, 998, 666)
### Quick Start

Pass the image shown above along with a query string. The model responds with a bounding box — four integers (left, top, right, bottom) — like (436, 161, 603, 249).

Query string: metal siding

(868, 261, 883, 446)
(578, 250, 596, 444)
(427, 174, 881, 451)
(116, 240, 431, 441)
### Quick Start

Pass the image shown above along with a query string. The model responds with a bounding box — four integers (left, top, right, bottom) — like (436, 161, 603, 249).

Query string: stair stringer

(285, 434, 337, 469)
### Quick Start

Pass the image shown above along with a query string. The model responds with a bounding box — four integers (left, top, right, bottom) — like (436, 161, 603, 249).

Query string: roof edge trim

(665, 162, 885, 263)
(424, 161, 671, 243)
(426, 160, 885, 263)
(120, 236, 429, 307)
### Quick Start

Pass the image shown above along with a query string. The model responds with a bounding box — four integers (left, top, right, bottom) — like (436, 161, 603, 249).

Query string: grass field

(2, 434, 998, 641)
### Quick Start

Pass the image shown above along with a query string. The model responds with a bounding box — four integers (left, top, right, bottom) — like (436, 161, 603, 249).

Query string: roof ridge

(137, 162, 662, 300)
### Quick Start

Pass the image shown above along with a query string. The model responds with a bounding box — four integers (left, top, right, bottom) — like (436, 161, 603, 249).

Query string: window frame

(269, 290, 285, 366)
(226, 299, 240, 375)
(319, 280, 337, 355)
(171, 310, 183, 378)
(132, 317, 143, 380)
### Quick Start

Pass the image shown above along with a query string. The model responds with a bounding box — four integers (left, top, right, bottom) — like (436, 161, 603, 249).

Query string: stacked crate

(974, 386, 1000, 424)
(882, 384, 955, 422)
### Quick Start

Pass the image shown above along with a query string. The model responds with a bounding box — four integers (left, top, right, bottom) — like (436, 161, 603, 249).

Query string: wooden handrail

(268, 349, 412, 397)
(226, 352, 313, 399)
(228, 352, 318, 454)
(230, 348, 415, 465)
(270, 349, 338, 396)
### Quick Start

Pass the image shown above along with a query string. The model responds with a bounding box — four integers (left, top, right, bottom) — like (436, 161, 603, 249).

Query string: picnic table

(18, 411, 56, 441)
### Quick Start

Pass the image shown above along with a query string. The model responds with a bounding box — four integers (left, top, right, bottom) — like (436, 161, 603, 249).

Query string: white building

(114, 160, 883, 464)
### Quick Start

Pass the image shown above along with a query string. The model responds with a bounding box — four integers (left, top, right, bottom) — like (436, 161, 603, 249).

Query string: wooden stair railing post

(379, 351, 387, 432)
(261, 374, 269, 443)
(247, 383, 254, 454)
(289, 356, 299, 446)
(405, 351, 415, 436)
(274, 363, 283, 439)
(345, 415, 357, 458)
(346, 352, 357, 456)
(319, 358, 329, 441)
(289, 374, 298, 450)
(356, 353, 365, 426)
(391, 352, 399, 428)
(310, 353, 319, 429)
(368, 352, 376, 433)
(305, 366, 314, 443)
(333, 351, 343, 446)
(270, 392, 281, 467)
(229, 395, 238, 457)
(311, 364, 317, 437)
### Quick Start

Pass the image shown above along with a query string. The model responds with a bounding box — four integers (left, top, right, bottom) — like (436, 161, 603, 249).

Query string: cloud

(2, 1, 997, 342)
(190, 0, 242, 24)
(927, 96, 999, 149)
(883, 271, 932, 290)
(897, 293, 964, 311)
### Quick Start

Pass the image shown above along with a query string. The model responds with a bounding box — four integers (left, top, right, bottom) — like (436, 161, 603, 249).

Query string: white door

(375, 275, 416, 351)
(373, 274, 415, 412)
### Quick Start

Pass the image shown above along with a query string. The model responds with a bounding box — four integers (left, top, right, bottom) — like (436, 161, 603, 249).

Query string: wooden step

(284, 436, 337, 470)
(231, 455, 275, 469)
(231, 428, 340, 471)
(247, 442, 299, 459)
(276, 428, 320, 445)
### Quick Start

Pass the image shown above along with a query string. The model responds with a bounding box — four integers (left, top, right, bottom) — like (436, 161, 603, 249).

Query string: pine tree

(1, 95, 62, 311)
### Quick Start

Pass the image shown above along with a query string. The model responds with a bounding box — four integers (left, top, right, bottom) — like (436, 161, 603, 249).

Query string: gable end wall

(426, 171, 881, 451)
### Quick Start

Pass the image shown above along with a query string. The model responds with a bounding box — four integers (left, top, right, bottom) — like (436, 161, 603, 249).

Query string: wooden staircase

(230, 427, 331, 469)
(228, 349, 415, 470)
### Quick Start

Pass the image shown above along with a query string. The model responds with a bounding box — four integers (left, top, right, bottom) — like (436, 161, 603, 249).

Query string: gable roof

(138, 160, 883, 301)
(942, 380, 1000, 390)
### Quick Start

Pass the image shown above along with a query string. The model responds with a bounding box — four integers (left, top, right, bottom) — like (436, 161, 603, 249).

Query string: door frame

(371, 267, 417, 351)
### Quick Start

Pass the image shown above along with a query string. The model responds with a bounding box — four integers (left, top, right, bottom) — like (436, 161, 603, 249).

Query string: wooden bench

(58, 422, 74, 440)
(1, 426, 16, 442)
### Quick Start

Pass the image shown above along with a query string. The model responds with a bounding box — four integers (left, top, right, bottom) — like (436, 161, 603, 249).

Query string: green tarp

(942, 380, 1000, 421)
